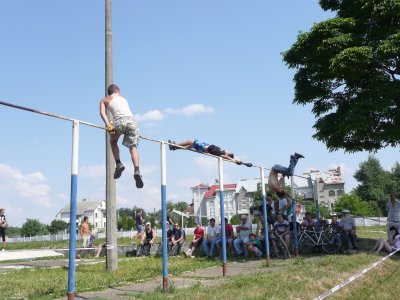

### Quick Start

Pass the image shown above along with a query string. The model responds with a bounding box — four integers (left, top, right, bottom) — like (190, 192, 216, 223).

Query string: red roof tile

(204, 184, 236, 198)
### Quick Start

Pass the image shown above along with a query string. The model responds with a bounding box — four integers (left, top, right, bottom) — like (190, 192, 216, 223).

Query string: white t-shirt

(108, 93, 133, 119)
(386, 200, 400, 222)
(278, 198, 288, 216)
(206, 224, 220, 239)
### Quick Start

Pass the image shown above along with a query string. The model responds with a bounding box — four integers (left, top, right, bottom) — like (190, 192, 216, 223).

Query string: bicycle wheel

(276, 235, 291, 259)
(298, 235, 315, 255)
(321, 233, 341, 254)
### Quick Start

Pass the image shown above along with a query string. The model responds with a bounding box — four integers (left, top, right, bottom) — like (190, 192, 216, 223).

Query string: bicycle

(295, 227, 341, 255)
(270, 231, 291, 259)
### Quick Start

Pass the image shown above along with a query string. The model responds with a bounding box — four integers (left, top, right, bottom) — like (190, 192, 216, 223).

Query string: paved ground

(0, 249, 63, 262)
(0, 250, 275, 299)
(70, 259, 275, 300)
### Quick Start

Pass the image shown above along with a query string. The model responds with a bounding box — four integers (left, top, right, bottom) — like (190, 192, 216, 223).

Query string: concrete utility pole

(105, 0, 118, 271)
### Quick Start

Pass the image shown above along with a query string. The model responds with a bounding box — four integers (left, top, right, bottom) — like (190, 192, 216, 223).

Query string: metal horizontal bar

(1, 100, 257, 167)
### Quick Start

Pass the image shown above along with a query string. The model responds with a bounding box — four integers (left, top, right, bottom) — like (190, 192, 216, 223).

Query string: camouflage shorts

(113, 116, 139, 149)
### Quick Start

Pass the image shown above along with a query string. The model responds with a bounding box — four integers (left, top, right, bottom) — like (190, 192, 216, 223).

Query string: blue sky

(0, 1, 398, 227)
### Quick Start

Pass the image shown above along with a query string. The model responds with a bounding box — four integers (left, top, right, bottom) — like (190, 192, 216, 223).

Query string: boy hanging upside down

(268, 153, 304, 193)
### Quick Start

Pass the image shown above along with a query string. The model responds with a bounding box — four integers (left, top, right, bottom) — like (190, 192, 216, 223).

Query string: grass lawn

(2, 226, 398, 299)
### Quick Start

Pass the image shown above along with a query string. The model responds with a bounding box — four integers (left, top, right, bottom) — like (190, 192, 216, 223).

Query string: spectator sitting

(139, 222, 155, 256)
(244, 233, 263, 259)
(216, 217, 235, 257)
(319, 216, 329, 229)
(168, 223, 185, 256)
(202, 218, 221, 258)
(371, 226, 400, 254)
(273, 214, 290, 249)
(184, 221, 204, 258)
(301, 212, 316, 231)
(330, 215, 341, 233)
(339, 209, 357, 253)
(233, 215, 252, 257)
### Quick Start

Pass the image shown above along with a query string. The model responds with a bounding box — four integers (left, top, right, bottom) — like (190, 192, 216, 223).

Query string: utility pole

(105, 0, 118, 270)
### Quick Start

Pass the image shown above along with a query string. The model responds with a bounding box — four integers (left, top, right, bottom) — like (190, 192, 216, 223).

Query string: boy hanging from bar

(268, 153, 304, 193)
(168, 139, 253, 167)
(100, 84, 143, 188)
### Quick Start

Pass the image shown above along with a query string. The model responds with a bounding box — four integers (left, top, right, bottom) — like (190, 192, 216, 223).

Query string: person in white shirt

(339, 209, 357, 252)
(386, 192, 400, 239)
(233, 215, 252, 257)
(100, 84, 143, 188)
(202, 218, 221, 258)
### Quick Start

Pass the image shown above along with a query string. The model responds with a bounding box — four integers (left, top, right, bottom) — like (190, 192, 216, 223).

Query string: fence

(6, 217, 389, 243)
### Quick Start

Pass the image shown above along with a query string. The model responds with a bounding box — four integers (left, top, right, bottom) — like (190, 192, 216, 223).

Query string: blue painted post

(290, 176, 299, 256)
(218, 158, 227, 276)
(67, 121, 79, 300)
(160, 142, 168, 289)
(260, 167, 270, 262)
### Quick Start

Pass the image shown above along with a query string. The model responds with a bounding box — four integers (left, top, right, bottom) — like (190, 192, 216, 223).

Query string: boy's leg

(130, 147, 144, 188)
(110, 133, 125, 179)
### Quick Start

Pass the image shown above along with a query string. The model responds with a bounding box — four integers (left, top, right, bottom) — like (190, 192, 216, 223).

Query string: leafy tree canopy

(21, 218, 48, 236)
(353, 155, 395, 212)
(283, 0, 400, 152)
(48, 219, 69, 234)
(333, 193, 377, 216)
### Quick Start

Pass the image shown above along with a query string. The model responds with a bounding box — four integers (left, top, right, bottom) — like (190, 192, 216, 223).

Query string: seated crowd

(126, 204, 400, 259)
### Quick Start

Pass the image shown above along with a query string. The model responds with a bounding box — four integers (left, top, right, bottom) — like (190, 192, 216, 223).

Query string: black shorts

(0, 228, 6, 242)
(207, 145, 225, 156)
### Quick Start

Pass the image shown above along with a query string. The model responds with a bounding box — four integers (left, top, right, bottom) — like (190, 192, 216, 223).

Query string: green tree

(305, 201, 331, 219)
(389, 162, 400, 193)
(333, 194, 376, 217)
(48, 219, 69, 234)
(283, 0, 400, 152)
(5, 226, 21, 238)
(353, 155, 392, 213)
(230, 215, 241, 225)
(21, 219, 49, 236)
(117, 215, 135, 231)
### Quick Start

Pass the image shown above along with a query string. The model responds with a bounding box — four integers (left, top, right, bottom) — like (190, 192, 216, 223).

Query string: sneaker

(168, 140, 177, 151)
(114, 163, 125, 179)
(134, 170, 144, 189)
(1, 249, 5, 251)
(294, 152, 305, 159)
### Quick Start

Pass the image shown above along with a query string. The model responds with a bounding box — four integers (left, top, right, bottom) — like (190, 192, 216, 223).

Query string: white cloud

(193, 156, 217, 173)
(80, 164, 105, 178)
(0, 164, 50, 198)
(164, 104, 214, 116)
(135, 110, 164, 122)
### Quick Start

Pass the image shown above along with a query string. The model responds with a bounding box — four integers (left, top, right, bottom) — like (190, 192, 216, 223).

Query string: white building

(55, 199, 107, 230)
(191, 179, 263, 223)
(293, 167, 345, 209)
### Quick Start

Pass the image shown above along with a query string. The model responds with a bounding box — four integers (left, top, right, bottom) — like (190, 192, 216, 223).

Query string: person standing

(386, 192, 400, 239)
(100, 84, 143, 188)
(135, 209, 144, 234)
(76, 216, 91, 259)
(0, 208, 7, 251)
(277, 191, 291, 221)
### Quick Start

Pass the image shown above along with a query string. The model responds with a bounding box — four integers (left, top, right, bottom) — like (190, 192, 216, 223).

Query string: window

(95, 213, 98, 218)
(337, 190, 343, 196)
(328, 190, 335, 197)
(209, 201, 215, 217)
(103, 213, 106, 218)
(95, 222, 98, 227)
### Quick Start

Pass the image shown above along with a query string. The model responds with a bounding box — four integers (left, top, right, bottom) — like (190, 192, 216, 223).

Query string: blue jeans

(272, 155, 299, 176)
(233, 236, 250, 256)
(203, 237, 219, 256)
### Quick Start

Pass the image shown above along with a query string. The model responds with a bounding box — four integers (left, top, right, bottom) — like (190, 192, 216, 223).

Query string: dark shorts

(0, 228, 6, 242)
(207, 145, 225, 156)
